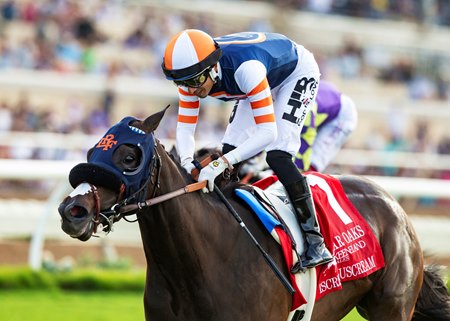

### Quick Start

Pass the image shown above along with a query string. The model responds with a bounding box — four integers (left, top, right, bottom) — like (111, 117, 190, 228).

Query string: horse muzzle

(58, 197, 95, 241)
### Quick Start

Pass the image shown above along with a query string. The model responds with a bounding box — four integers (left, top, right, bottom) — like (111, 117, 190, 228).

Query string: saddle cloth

(237, 172, 385, 311)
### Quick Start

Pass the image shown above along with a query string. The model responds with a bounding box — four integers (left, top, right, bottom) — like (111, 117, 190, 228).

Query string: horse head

(58, 107, 168, 241)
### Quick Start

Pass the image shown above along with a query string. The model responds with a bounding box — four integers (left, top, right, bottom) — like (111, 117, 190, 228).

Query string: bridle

(88, 141, 206, 236)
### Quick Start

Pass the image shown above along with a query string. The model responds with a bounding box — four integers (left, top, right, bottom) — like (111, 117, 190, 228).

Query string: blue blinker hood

(69, 117, 156, 199)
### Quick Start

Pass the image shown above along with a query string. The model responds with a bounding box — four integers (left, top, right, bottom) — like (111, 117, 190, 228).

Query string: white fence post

(28, 179, 71, 270)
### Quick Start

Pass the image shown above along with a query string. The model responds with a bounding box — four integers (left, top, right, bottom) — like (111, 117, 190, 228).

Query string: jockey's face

(186, 74, 214, 98)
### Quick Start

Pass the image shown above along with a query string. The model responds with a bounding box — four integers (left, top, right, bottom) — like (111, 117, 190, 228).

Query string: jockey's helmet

(161, 29, 222, 84)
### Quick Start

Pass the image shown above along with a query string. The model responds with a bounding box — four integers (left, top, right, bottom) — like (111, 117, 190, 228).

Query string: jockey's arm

(223, 60, 277, 165)
(176, 87, 199, 172)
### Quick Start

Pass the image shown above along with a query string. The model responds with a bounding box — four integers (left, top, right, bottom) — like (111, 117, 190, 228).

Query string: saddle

(236, 182, 305, 267)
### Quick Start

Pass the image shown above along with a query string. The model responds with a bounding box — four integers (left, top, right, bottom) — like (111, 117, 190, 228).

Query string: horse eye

(124, 155, 136, 164)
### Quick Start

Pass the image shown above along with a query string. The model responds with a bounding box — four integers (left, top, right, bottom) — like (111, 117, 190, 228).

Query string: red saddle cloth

(253, 172, 385, 306)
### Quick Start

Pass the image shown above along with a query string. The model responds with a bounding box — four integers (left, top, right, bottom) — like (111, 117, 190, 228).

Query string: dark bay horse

(58, 108, 450, 321)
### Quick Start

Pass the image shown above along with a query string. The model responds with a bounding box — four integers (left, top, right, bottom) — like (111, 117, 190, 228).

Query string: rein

(118, 181, 207, 216)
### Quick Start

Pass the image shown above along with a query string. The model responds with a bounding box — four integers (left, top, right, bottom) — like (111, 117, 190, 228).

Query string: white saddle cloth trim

(288, 268, 316, 321)
(253, 180, 317, 321)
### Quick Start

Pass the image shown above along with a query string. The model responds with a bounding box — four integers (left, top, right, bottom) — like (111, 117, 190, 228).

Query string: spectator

(437, 136, 450, 155)
(83, 107, 110, 135)
(0, 35, 14, 69)
(378, 56, 414, 83)
(1, 0, 17, 21)
(54, 31, 82, 72)
(336, 37, 364, 79)
(21, 1, 38, 23)
(0, 101, 13, 132)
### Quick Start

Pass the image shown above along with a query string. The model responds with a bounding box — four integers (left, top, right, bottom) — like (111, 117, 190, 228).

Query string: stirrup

(290, 261, 306, 274)
(301, 252, 333, 269)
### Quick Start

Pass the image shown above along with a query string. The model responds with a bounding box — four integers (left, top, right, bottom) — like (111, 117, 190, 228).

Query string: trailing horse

(58, 108, 450, 321)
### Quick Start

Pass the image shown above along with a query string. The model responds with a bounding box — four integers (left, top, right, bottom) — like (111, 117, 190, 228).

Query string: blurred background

(0, 0, 449, 320)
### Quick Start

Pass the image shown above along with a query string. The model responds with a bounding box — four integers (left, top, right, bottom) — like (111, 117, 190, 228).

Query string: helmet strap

(209, 65, 220, 84)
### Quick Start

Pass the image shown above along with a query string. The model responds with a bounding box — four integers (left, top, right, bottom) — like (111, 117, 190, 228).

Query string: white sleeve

(176, 124, 197, 167)
(224, 60, 277, 165)
(175, 87, 200, 167)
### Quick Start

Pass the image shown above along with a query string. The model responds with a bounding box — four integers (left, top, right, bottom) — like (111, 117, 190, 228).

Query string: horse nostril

(67, 205, 88, 219)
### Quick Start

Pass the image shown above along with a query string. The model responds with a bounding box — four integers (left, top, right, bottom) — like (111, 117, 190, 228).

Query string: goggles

(173, 68, 210, 88)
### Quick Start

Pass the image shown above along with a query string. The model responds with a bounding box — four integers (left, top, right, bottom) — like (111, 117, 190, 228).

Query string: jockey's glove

(182, 160, 196, 176)
(198, 156, 232, 193)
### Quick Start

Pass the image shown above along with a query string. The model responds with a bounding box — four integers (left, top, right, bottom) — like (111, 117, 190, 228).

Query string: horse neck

(138, 143, 226, 272)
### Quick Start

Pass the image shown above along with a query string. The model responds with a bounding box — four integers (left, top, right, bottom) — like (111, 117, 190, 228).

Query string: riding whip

(213, 183, 295, 295)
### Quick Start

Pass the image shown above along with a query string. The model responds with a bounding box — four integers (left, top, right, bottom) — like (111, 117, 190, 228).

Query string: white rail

(0, 159, 79, 180)
(334, 149, 450, 171)
(1, 131, 450, 171)
(364, 176, 450, 199)
(1, 159, 450, 199)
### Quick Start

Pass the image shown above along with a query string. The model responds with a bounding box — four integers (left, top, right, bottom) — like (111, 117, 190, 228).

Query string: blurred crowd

(0, 0, 449, 182)
(289, 0, 450, 26)
(0, 0, 448, 100)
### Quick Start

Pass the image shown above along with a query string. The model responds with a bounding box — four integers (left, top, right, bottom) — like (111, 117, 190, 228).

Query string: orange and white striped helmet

(162, 29, 222, 81)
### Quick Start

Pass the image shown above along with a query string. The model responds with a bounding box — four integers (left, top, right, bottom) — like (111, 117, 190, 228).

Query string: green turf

(342, 308, 365, 320)
(0, 289, 367, 321)
(0, 290, 144, 321)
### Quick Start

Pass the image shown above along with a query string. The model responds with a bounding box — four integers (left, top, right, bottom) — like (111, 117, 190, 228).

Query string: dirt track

(0, 239, 147, 268)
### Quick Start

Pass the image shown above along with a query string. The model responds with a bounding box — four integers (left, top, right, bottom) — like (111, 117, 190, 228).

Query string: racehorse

(58, 108, 450, 321)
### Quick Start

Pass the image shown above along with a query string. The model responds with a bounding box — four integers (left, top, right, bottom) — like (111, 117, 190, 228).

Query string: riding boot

(285, 176, 333, 272)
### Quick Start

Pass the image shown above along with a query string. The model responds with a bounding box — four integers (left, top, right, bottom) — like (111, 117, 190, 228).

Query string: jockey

(295, 81, 358, 172)
(161, 29, 333, 270)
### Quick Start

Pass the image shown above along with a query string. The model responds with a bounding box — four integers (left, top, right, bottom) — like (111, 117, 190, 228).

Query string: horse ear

(169, 145, 180, 163)
(143, 105, 170, 132)
(86, 147, 94, 161)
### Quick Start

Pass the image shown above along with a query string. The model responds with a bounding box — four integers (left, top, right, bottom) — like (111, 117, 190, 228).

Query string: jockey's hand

(181, 157, 195, 175)
(182, 161, 196, 176)
(198, 157, 232, 193)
